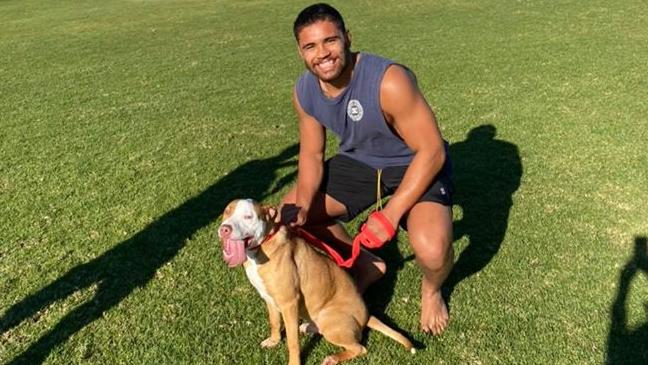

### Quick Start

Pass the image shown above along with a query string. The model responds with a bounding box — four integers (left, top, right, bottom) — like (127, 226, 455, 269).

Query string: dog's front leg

(261, 301, 282, 348)
(280, 298, 301, 365)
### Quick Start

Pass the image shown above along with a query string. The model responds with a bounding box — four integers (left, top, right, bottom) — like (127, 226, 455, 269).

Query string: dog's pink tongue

(223, 239, 247, 267)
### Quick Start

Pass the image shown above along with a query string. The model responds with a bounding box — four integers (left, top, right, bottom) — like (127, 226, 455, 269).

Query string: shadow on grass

(445, 124, 522, 303)
(0, 144, 298, 365)
(363, 236, 415, 343)
(361, 124, 521, 348)
(606, 236, 648, 365)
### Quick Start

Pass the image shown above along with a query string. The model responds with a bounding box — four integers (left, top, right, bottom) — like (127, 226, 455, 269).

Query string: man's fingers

(279, 205, 298, 225)
(278, 204, 308, 227)
(366, 218, 390, 243)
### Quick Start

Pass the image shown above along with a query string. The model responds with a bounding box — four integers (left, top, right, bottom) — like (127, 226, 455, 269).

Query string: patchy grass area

(1, 0, 647, 364)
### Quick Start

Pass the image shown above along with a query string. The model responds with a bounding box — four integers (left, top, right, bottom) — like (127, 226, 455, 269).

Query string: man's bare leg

(407, 202, 454, 335)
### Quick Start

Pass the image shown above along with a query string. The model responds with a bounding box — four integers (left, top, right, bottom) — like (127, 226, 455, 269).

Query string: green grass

(1, 0, 647, 364)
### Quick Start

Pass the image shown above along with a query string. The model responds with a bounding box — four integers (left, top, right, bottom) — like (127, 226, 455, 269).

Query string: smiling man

(280, 3, 454, 336)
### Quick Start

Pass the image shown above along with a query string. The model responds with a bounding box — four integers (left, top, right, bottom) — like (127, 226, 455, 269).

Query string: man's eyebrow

(300, 34, 341, 48)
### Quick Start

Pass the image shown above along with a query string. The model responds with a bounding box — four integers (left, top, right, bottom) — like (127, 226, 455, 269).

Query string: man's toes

(420, 320, 430, 333)
(433, 316, 449, 335)
(433, 323, 443, 336)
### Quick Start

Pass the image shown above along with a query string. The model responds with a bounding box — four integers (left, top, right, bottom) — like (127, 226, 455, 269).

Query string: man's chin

(314, 71, 342, 83)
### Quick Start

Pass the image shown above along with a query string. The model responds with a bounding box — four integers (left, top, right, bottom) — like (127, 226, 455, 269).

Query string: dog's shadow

(0, 144, 298, 365)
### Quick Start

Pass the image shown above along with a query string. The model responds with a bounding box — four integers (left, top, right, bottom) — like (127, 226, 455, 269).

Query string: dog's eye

(243, 214, 253, 220)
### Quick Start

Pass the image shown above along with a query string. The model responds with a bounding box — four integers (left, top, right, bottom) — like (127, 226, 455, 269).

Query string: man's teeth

(318, 59, 334, 68)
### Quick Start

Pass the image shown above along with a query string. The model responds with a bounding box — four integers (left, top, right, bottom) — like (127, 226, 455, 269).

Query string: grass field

(1, 0, 647, 364)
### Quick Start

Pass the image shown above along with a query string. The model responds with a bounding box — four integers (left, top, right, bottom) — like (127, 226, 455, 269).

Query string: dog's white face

(218, 199, 270, 267)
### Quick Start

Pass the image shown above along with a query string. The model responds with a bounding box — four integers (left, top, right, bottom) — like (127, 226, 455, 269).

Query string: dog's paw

(260, 336, 280, 348)
(299, 322, 320, 335)
(320, 355, 339, 365)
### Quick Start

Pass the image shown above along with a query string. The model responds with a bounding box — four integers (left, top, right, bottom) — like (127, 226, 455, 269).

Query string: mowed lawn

(1, 0, 647, 364)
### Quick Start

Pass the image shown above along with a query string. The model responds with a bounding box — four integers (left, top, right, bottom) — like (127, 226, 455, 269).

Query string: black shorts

(320, 154, 453, 227)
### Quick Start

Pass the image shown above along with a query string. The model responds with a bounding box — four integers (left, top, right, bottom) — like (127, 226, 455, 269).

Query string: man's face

(296, 20, 350, 82)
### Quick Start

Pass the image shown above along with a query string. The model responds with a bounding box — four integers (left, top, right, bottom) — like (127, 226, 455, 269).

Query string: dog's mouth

(222, 236, 253, 267)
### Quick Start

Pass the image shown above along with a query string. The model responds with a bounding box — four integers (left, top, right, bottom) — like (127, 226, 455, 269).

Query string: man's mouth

(222, 236, 253, 267)
(316, 58, 337, 73)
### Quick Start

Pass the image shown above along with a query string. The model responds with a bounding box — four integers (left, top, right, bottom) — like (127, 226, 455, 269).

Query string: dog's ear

(261, 204, 280, 223)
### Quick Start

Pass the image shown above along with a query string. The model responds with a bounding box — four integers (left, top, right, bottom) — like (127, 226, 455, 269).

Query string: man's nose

(219, 224, 232, 239)
(316, 43, 330, 58)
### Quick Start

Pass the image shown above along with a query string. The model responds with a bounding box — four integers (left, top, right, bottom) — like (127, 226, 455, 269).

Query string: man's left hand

(356, 210, 398, 249)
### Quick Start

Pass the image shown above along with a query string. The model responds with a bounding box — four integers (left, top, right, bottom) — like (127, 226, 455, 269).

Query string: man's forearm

(295, 153, 324, 210)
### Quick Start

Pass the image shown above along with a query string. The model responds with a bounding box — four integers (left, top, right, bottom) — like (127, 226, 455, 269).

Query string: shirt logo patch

(347, 99, 364, 122)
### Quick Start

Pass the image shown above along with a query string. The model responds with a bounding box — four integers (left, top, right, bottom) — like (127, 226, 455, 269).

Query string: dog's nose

(219, 224, 232, 239)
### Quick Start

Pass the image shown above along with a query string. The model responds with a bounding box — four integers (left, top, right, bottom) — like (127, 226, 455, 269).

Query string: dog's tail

(367, 316, 415, 354)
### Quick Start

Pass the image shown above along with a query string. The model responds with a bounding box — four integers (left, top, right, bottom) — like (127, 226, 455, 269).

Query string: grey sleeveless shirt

(295, 53, 415, 169)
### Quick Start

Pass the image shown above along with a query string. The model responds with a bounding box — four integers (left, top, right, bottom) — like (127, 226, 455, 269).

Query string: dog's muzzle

(219, 224, 249, 267)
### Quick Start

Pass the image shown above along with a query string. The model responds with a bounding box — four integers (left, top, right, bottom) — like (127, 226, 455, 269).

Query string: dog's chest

(244, 255, 278, 309)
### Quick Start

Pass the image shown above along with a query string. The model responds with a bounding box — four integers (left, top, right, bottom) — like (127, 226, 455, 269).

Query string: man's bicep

(381, 66, 443, 152)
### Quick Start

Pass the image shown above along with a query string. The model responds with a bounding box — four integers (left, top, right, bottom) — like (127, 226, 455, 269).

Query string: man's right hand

(280, 203, 309, 227)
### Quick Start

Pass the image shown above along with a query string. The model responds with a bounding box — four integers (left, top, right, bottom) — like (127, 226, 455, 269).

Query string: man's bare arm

(291, 87, 326, 225)
(379, 65, 446, 226)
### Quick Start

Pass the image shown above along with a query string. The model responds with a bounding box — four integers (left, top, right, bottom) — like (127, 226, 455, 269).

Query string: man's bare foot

(420, 280, 449, 335)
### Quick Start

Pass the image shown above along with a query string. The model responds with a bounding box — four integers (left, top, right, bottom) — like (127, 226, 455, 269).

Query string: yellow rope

(376, 169, 383, 210)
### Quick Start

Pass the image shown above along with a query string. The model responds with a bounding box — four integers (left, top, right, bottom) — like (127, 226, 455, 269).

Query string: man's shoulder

(360, 52, 392, 63)
(296, 69, 314, 84)
(295, 70, 316, 94)
(294, 70, 317, 113)
(359, 53, 413, 81)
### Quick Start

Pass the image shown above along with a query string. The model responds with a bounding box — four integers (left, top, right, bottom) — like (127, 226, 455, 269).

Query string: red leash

(294, 211, 396, 268)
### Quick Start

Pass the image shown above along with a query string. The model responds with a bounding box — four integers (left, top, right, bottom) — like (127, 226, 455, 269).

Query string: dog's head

(218, 199, 278, 267)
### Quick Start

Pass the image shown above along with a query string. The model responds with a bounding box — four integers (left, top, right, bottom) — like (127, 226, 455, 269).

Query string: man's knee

(406, 202, 453, 271)
(410, 234, 453, 272)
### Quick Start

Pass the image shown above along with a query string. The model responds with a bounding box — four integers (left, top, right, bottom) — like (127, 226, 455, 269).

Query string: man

(281, 3, 454, 336)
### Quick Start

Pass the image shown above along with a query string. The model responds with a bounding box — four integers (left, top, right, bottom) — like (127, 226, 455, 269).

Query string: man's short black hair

(293, 3, 346, 41)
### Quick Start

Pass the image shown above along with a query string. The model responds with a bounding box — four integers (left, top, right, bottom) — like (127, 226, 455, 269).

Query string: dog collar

(258, 224, 282, 246)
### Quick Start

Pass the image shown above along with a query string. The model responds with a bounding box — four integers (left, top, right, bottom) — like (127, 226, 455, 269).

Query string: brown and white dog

(218, 199, 414, 365)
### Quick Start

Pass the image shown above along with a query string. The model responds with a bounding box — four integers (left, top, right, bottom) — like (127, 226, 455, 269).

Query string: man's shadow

(0, 144, 298, 365)
(445, 124, 522, 303)
(359, 124, 520, 347)
(606, 236, 648, 365)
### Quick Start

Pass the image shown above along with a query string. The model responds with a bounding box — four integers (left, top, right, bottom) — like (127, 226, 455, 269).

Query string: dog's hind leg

(320, 344, 367, 365)
(318, 315, 367, 364)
